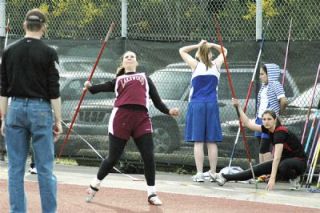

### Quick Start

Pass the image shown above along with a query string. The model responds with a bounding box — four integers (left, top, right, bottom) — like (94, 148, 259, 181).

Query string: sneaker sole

(148, 200, 162, 206)
(193, 179, 204, 182)
(289, 186, 301, 191)
(86, 191, 97, 203)
(86, 186, 99, 203)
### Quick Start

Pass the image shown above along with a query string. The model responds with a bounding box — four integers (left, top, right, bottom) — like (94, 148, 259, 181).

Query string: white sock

(147, 185, 156, 196)
(91, 177, 101, 188)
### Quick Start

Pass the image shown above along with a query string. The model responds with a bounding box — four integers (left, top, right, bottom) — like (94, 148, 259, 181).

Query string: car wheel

(152, 119, 180, 153)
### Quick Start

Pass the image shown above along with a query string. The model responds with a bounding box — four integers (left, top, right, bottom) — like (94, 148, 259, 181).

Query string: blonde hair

(196, 44, 213, 70)
(116, 51, 137, 77)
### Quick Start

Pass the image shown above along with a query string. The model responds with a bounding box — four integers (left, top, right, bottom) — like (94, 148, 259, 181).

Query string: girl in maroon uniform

(84, 51, 179, 205)
(215, 98, 306, 191)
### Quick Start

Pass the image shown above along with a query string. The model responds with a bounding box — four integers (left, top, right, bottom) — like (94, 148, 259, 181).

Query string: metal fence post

(0, 0, 6, 53)
(121, 0, 128, 38)
(121, 0, 128, 52)
(256, 0, 262, 41)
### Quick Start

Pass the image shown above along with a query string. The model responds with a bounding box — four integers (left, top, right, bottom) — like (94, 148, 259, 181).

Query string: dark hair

(25, 8, 47, 32)
(262, 110, 281, 127)
(261, 64, 268, 75)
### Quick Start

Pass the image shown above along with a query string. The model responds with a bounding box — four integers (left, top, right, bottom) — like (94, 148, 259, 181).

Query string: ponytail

(198, 44, 212, 70)
(116, 66, 125, 77)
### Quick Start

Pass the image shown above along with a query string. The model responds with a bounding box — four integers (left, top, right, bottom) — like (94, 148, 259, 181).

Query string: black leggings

(97, 133, 155, 186)
(223, 158, 306, 181)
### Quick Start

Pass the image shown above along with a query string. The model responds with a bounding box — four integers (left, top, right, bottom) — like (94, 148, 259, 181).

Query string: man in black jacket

(0, 8, 62, 213)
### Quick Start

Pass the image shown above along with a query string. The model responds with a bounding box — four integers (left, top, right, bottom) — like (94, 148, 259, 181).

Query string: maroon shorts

(108, 107, 152, 140)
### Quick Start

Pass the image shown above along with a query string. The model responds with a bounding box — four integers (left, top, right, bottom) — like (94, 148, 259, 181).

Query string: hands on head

(198, 40, 207, 47)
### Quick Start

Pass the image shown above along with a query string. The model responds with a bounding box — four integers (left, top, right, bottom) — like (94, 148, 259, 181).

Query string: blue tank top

(188, 62, 220, 103)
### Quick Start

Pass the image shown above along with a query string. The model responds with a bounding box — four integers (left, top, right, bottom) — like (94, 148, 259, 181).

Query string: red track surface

(0, 180, 318, 213)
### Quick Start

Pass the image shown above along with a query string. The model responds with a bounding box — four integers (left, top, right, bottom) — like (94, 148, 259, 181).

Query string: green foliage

(5, 0, 319, 40)
(243, 0, 279, 20)
(55, 157, 78, 165)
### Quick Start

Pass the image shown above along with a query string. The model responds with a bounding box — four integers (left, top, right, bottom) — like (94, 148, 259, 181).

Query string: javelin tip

(104, 22, 116, 42)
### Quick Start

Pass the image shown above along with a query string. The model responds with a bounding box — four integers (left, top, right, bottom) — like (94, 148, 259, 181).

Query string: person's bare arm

(279, 97, 288, 115)
(208, 42, 227, 68)
(50, 97, 63, 142)
(0, 96, 8, 136)
(208, 42, 227, 55)
(179, 41, 205, 70)
(232, 98, 262, 132)
(266, 143, 283, 190)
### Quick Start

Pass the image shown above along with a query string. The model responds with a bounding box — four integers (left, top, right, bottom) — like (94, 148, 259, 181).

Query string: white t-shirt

(258, 86, 268, 117)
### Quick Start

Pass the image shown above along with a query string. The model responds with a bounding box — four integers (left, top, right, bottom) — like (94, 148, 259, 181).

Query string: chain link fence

(1, 0, 320, 172)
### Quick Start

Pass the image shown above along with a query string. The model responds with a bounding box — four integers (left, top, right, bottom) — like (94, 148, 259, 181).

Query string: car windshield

(279, 72, 294, 98)
(149, 69, 295, 101)
(150, 71, 190, 100)
(290, 84, 320, 108)
(59, 76, 68, 89)
(219, 71, 295, 99)
(59, 76, 115, 100)
(60, 61, 103, 72)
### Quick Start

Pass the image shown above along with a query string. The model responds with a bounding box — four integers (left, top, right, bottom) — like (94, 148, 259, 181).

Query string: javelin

(213, 14, 257, 185)
(301, 110, 320, 186)
(281, 18, 293, 85)
(304, 110, 319, 153)
(4, 15, 10, 48)
(300, 63, 320, 145)
(306, 113, 320, 167)
(58, 22, 115, 158)
(306, 135, 320, 187)
(227, 20, 270, 170)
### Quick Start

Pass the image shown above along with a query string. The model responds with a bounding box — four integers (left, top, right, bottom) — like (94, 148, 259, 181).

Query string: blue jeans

(5, 98, 57, 213)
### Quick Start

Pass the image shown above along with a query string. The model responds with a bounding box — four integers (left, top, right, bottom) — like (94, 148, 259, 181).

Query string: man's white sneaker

(86, 178, 101, 202)
(209, 172, 218, 182)
(216, 173, 227, 186)
(28, 167, 37, 174)
(148, 194, 162, 206)
(203, 170, 211, 180)
(289, 176, 301, 190)
(192, 173, 204, 182)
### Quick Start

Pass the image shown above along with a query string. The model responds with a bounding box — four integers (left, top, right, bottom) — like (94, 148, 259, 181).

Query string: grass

(55, 157, 78, 166)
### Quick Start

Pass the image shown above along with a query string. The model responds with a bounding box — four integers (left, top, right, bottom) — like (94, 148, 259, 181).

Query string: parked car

(70, 63, 300, 156)
(59, 71, 115, 122)
(59, 56, 116, 73)
(283, 83, 320, 136)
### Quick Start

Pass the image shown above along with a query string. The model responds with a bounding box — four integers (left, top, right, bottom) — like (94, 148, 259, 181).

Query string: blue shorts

(254, 117, 270, 139)
(184, 102, 222, 143)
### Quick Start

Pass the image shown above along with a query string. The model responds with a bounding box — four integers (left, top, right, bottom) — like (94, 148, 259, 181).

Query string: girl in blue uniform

(179, 40, 227, 182)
